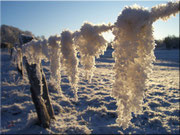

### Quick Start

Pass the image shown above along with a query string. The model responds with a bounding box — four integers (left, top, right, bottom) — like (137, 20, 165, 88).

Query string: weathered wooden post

(41, 68, 55, 119)
(25, 61, 51, 128)
(19, 35, 55, 128)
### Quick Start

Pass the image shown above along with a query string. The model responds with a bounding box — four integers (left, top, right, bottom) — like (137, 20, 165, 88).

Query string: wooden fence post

(25, 60, 51, 128)
(19, 35, 55, 128)
(41, 67, 55, 119)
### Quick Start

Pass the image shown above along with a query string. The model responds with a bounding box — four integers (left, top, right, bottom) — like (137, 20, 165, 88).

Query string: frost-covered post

(41, 69, 55, 119)
(20, 35, 55, 128)
(25, 61, 51, 128)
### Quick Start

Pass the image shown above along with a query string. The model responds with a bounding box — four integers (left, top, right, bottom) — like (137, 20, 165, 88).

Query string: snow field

(1, 49, 179, 134)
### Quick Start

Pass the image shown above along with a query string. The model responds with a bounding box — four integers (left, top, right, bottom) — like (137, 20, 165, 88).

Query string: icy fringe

(74, 22, 113, 82)
(12, 47, 23, 72)
(112, 2, 179, 129)
(22, 35, 62, 95)
(48, 35, 62, 94)
(61, 30, 79, 101)
(22, 39, 49, 95)
(17, 1, 179, 130)
(150, 1, 179, 22)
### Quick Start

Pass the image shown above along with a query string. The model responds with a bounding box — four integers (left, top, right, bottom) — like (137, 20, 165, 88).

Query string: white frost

(11, 1, 179, 130)
(112, 2, 179, 129)
(22, 39, 49, 95)
(150, 1, 179, 22)
(48, 35, 62, 94)
(61, 30, 79, 100)
(74, 22, 112, 82)
(12, 46, 23, 72)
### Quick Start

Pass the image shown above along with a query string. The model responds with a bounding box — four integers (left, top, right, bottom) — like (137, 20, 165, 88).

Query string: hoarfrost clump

(112, 2, 179, 129)
(48, 35, 62, 94)
(12, 46, 23, 73)
(150, 1, 179, 22)
(74, 22, 113, 82)
(61, 30, 79, 100)
(22, 39, 49, 95)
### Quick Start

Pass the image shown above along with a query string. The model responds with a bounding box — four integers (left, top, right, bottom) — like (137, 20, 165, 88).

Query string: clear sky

(1, 1, 179, 41)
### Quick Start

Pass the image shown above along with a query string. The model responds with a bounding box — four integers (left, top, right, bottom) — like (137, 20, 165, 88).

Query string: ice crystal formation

(14, 1, 179, 129)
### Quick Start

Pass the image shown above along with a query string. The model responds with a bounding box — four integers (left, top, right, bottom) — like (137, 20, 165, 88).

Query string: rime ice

(74, 22, 112, 82)
(61, 30, 79, 100)
(112, 2, 179, 129)
(48, 35, 62, 94)
(12, 0, 179, 131)
(22, 39, 49, 95)
(12, 47, 23, 73)
(150, 1, 179, 22)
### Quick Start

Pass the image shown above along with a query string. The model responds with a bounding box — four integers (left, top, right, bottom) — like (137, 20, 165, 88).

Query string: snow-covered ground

(0, 48, 179, 134)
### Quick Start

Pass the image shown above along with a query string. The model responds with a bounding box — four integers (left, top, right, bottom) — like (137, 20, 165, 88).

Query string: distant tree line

(105, 35, 179, 51)
(0, 24, 34, 48)
(1, 24, 179, 50)
(155, 35, 180, 49)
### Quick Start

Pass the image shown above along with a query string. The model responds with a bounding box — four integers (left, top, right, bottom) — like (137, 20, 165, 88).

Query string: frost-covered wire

(74, 22, 113, 82)
(48, 35, 62, 94)
(13, 1, 179, 129)
(61, 30, 79, 100)
(150, 1, 179, 22)
(112, 1, 179, 129)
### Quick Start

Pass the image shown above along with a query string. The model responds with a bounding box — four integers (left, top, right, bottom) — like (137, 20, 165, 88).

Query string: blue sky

(1, 1, 179, 41)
